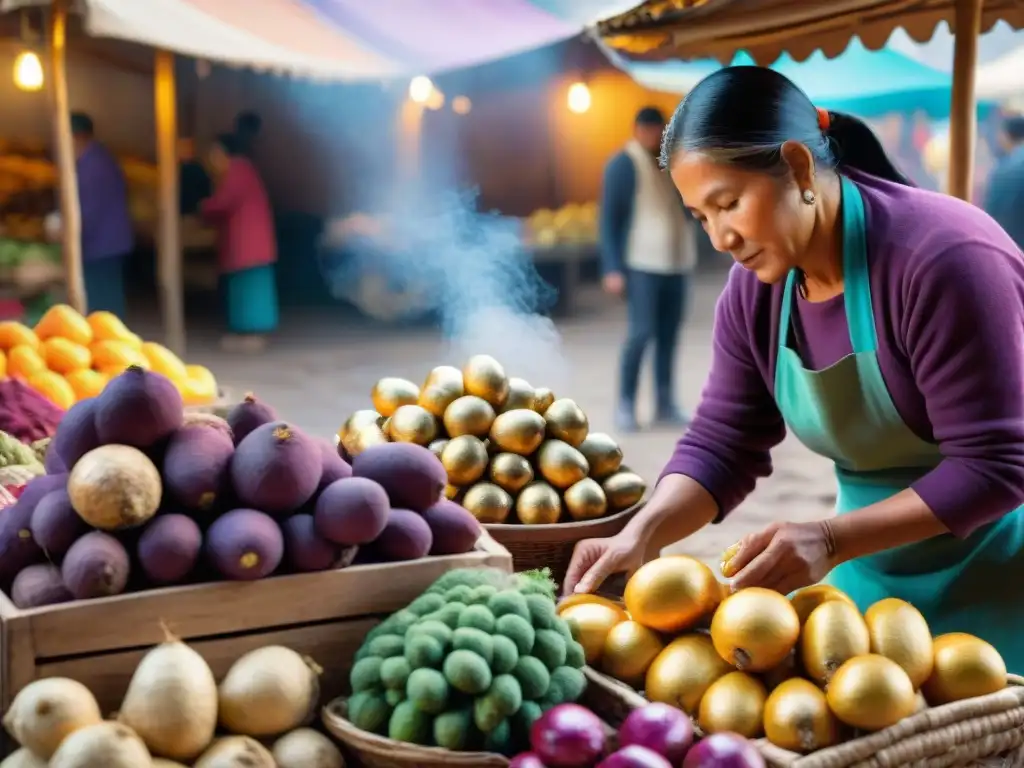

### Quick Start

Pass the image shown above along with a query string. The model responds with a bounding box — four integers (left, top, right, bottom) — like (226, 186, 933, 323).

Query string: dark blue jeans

(619, 270, 689, 409)
(83, 254, 128, 319)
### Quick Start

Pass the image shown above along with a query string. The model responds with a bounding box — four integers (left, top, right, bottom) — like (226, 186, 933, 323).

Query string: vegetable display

(345, 567, 587, 756)
(0, 368, 482, 608)
(0, 305, 218, 409)
(569, 554, 1008, 753)
(1, 636, 343, 767)
(337, 355, 647, 527)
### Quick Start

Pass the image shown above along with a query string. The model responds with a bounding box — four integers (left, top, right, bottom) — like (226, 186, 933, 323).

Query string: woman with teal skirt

(201, 133, 278, 352)
(564, 67, 1024, 672)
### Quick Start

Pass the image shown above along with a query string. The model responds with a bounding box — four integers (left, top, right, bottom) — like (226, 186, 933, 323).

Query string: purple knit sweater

(662, 171, 1024, 538)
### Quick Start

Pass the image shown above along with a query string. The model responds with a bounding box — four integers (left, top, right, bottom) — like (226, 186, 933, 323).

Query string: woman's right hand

(563, 530, 646, 596)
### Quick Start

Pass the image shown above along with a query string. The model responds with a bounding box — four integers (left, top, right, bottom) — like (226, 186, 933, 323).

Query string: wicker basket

(321, 667, 646, 768)
(484, 503, 642, 591)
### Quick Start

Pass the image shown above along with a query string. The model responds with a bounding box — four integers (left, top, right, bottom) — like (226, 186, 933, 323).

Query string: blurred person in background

(201, 133, 278, 353)
(178, 137, 211, 215)
(984, 115, 1024, 249)
(600, 106, 697, 433)
(71, 111, 134, 318)
(234, 110, 263, 158)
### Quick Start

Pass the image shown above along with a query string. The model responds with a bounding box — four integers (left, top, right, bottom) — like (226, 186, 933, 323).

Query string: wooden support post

(947, 0, 984, 201)
(48, 0, 86, 313)
(154, 50, 185, 354)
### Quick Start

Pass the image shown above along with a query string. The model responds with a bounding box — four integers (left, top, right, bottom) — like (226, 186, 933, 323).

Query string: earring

(802, 189, 816, 205)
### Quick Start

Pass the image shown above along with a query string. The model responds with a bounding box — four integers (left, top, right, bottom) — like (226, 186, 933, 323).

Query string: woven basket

(484, 502, 642, 590)
(321, 667, 646, 768)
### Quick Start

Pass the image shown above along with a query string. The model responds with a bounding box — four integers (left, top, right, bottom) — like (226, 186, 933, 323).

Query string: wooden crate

(0, 533, 512, 724)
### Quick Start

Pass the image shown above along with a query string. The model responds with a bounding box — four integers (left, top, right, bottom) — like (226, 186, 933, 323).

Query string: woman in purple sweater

(565, 67, 1024, 670)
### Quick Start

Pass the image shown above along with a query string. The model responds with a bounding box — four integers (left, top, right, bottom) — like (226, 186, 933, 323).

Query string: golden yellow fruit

(560, 602, 625, 665)
(461, 482, 513, 524)
(801, 600, 870, 685)
(601, 471, 647, 512)
(563, 478, 607, 521)
(720, 542, 741, 578)
(537, 440, 589, 489)
(418, 366, 464, 418)
(710, 588, 801, 672)
(790, 584, 857, 624)
(600, 620, 664, 686)
(826, 654, 917, 731)
(444, 484, 461, 501)
(489, 452, 534, 494)
(337, 409, 383, 448)
(345, 425, 389, 457)
(489, 409, 546, 455)
(764, 677, 839, 753)
(578, 432, 623, 480)
(532, 387, 556, 413)
(762, 650, 800, 691)
(864, 598, 934, 689)
(515, 481, 562, 525)
(462, 354, 509, 409)
(440, 435, 489, 486)
(922, 633, 1007, 706)
(625, 556, 719, 634)
(501, 377, 536, 412)
(698, 671, 767, 738)
(428, 438, 449, 458)
(543, 398, 589, 446)
(645, 634, 732, 715)
(388, 404, 438, 446)
(557, 593, 628, 618)
(443, 396, 496, 438)
(371, 377, 420, 417)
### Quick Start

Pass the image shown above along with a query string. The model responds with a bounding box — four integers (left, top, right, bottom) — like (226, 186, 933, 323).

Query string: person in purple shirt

(72, 112, 135, 319)
(565, 67, 1024, 671)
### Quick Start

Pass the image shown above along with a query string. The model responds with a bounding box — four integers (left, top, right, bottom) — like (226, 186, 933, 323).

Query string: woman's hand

(563, 531, 646, 596)
(725, 520, 838, 594)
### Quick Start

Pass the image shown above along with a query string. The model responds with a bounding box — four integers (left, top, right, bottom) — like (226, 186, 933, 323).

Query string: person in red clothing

(201, 133, 278, 353)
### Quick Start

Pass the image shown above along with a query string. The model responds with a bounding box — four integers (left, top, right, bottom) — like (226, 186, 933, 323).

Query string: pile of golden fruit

(337, 354, 646, 525)
(560, 555, 1008, 753)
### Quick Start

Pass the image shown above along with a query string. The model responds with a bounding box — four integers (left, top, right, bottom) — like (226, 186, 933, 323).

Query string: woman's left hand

(725, 520, 838, 594)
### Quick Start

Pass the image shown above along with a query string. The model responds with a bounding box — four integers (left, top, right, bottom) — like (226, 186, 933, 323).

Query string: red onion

(618, 703, 694, 763)
(509, 754, 549, 768)
(531, 704, 606, 768)
(597, 745, 673, 768)
(682, 733, 764, 768)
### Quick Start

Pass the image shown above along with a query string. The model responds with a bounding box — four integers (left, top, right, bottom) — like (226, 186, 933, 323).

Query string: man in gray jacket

(600, 106, 697, 432)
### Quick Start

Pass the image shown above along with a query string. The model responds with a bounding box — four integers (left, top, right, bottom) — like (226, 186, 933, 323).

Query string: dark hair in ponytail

(660, 66, 913, 186)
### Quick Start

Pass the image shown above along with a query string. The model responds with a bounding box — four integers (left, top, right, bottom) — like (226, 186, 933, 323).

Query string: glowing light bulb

(13, 50, 43, 92)
(567, 81, 591, 114)
(452, 95, 471, 115)
(409, 76, 433, 104)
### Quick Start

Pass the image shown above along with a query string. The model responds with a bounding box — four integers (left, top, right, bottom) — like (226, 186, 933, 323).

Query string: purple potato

(162, 425, 235, 512)
(281, 513, 349, 572)
(15, 473, 68, 516)
(44, 443, 68, 474)
(317, 439, 352, 491)
(0, 501, 44, 585)
(31, 488, 89, 559)
(205, 508, 284, 580)
(226, 393, 277, 445)
(62, 531, 131, 599)
(374, 508, 433, 561)
(51, 397, 100, 469)
(137, 514, 203, 585)
(422, 499, 481, 555)
(229, 422, 321, 515)
(182, 412, 234, 442)
(11, 563, 73, 608)
(94, 367, 184, 449)
(351, 442, 446, 512)
(314, 477, 390, 545)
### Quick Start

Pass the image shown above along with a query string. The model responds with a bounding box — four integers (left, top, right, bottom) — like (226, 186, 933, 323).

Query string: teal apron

(773, 175, 1024, 673)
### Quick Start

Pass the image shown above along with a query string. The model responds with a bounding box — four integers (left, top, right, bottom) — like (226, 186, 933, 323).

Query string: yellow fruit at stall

(556, 593, 628, 618)
(0, 351, 6, 379)
(624, 555, 720, 633)
(826, 654, 917, 731)
(142, 341, 188, 382)
(91, 339, 149, 370)
(35, 303, 93, 346)
(922, 633, 1007, 705)
(790, 584, 856, 624)
(0, 321, 38, 350)
(65, 369, 108, 400)
(600, 620, 664, 687)
(645, 634, 732, 715)
(87, 310, 135, 343)
(27, 370, 75, 409)
(698, 671, 767, 738)
(7, 344, 46, 379)
(41, 337, 92, 374)
(764, 678, 839, 753)
(864, 598, 934, 689)
(177, 366, 219, 406)
(560, 602, 626, 665)
(710, 587, 801, 672)
(800, 600, 870, 685)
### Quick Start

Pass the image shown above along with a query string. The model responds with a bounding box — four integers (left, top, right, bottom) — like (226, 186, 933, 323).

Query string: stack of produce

(0, 378, 65, 443)
(2, 637, 343, 767)
(338, 355, 646, 527)
(345, 567, 588, 756)
(522, 203, 599, 249)
(0, 369, 482, 610)
(0, 304, 219, 409)
(564, 555, 1009, 753)
(511, 701, 763, 768)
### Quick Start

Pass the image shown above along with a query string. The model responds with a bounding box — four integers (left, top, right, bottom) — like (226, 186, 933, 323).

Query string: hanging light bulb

(408, 75, 433, 104)
(452, 95, 472, 115)
(425, 87, 445, 111)
(13, 50, 43, 92)
(567, 82, 591, 114)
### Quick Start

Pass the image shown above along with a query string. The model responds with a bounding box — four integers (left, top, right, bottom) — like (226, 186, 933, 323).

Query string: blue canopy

(620, 38, 987, 120)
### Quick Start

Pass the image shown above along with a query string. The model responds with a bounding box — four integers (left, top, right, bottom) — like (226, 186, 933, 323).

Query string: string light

(409, 76, 433, 104)
(13, 50, 43, 92)
(567, 81, 591, 114)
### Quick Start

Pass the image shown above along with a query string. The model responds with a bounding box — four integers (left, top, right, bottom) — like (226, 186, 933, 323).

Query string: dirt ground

(151, 266, 836, 567)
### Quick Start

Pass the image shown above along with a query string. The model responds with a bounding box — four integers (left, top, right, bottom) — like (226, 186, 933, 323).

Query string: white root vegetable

(272, 727, 346, 768)
(0, 748, 46, 768)
(117, 637, 218, 760)
(2, 677, 102, 758)
(49, 721, 152, 768)
(218, 646, 322, 736)
(193, 736, 275, 767)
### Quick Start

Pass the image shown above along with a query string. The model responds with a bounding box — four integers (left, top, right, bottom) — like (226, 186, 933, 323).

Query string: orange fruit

(27, 370, 76, 409)
(98, 364, 129, 379)
(0, 350, 6, 379)
(41, 337, 92, 374)
(87, 311, 135, 344)
(65, 369, 108, 400)
(0, 321, 39, 351)
(142, 341, 188, 382)
(7, 345, 47, 380)
(34, 304, 93, 346)
(90, 339, 148, 370)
